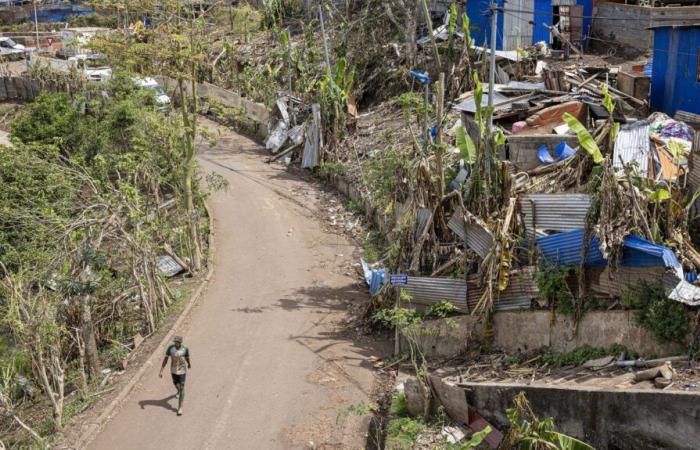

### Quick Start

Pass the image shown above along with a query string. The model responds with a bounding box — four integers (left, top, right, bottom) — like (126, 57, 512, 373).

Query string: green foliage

(346, 198, 365, 215)
(504, 392, 595, 450)
(442, 426, 492, 449)
(425, 301, 459, 319)
(336, 400, 376, 423)
(365, 146, 415, 210)
(386, 417, 425, 450)
(1, 73, 208, 441)
(315, 161, 347, 179)
(389, 393, 409, 418)
(362, 232, 384, 263)
(562, 113, 604, 164)
(456, 126, 476, 164)
(11, 93, 81, 151)
(229, 5, 262, 37)
(542, 344, 630, 368)
(534, 263, 576, 316)
(373, 307, 423, 330)
(623, 283, 691, 344)
(504, 355, 521, 367)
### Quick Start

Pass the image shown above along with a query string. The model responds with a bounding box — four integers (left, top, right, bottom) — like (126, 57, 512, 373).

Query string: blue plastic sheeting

(361, 259, 386, 297)
(536, 229, 606, 266)
(622, 235, 681, 271)
(536, 229, 683, 272)
(537, 141, 575, 165)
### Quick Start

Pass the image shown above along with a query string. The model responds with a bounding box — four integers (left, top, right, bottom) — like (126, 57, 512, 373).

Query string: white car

(69, 54, 112, 82)
(133, 77, 171, 112)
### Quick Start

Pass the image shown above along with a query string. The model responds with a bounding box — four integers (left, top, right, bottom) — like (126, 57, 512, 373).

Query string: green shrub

(425, 301, 460, 319)
(389, 392, 409, 418)
(623, 283, 691, 344)
(386, 417, 424, 450)
(534, 262, 577, 315)
(543, 344, 630, 368)
(315, 161, 347, 179)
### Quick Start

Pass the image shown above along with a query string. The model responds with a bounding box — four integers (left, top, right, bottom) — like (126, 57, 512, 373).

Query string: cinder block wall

(591, 3, 652, 51)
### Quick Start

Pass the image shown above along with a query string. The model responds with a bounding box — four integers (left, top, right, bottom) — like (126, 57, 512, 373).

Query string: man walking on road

(159, 335, 191, 416)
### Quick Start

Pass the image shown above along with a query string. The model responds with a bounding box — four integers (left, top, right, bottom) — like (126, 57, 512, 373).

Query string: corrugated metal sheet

(415, 208, 432, 242)
(688, 133, 700, 190)
(537, 230, 684, 275)
(302, 104, 322, 169)
(588, 266, 666, 297)
(519, 194, 591, 235)
(403, 277, 469, 313)
(467, 267, 539, 311)
(454, 91, 510, 114)
(536, 229, 607, 266)
(613, 121, 653, 177)
(448, 209, 494, 259)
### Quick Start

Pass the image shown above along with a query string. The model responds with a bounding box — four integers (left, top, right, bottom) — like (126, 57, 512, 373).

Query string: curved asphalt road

(87, 119, 384, 450)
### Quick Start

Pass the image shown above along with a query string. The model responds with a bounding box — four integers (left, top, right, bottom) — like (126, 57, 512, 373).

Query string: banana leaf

(562, 113, 604, 164)
(456, 126, 476, 164)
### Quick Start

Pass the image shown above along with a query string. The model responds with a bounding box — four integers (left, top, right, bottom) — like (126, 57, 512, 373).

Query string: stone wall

(156, 76, 270, 141)
(591, 3, 652, 51)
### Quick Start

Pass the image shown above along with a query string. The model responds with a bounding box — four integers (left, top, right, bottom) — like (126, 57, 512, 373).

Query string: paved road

(88, 119, 385, 450)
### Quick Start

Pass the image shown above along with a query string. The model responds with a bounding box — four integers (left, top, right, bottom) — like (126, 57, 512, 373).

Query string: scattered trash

(157, 255, 185, 278)
(441, 425, 468, 444)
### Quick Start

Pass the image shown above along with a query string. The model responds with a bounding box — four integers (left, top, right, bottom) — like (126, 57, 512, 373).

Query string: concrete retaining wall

(156, 76, 270, 141)
(410, 310, 684, 359)
(592, 3, 652, 50)
(455, 381, 700, 450)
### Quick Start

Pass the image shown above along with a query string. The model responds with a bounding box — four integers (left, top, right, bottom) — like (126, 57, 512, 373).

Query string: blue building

(466, 0, 592, 51)
(650, 24, 700, 117)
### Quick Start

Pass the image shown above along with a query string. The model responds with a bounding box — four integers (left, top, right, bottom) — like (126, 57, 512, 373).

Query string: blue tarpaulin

(536, 229, 682, 272)
(361, 259, 386, 296)
(536, 229, 700, 305)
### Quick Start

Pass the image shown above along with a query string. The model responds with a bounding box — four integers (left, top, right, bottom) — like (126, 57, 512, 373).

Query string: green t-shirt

(166, 344, 189, 375)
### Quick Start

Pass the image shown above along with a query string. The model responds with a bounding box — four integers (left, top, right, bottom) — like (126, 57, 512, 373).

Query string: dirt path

(87, 119, 388, 450)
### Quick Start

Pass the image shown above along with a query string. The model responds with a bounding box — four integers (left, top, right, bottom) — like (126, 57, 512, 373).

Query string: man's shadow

(139, 394, 178, 413)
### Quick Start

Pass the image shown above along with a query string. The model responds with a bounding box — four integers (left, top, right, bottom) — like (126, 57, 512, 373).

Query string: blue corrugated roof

(536, 229, 682, 271)
(536, 229, 606, 266)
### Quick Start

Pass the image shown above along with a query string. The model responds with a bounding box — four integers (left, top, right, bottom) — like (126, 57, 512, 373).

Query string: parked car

(133, 77, 171, 112)
(28, 52, 112, 83)
(71, 54, 112, 82)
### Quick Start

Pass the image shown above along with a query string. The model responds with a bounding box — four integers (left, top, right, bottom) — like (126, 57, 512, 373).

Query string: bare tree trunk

(74, 329, 88, 393)
(80, 293, 101, 379)
(178, 75, 203, 273)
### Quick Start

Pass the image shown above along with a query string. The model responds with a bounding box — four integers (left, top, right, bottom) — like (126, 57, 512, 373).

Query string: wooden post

(436, 72, 445, 197)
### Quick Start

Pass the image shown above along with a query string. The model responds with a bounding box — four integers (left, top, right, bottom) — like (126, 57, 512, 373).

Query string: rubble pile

(257, 5, 700, 352)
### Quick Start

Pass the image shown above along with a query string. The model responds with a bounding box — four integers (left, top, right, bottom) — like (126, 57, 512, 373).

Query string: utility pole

(318, 4, 331, 74)
(33, 0, 39, 51)
(488, 0, 498, 130)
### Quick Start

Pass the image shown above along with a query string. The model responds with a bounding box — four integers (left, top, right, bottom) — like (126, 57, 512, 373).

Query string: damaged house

(466, 0, 593, 51)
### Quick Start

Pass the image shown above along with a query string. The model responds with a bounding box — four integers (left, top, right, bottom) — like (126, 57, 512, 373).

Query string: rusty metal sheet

(519, 194, 591, 235)
(448, 209, 494, 259)
(588, 266, 666, 298)
(403, 277, 469, 313)
(467, 267, 538, 311)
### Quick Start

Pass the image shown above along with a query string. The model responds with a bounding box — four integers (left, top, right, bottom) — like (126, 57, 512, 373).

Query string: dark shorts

(171, 373, 186, 385)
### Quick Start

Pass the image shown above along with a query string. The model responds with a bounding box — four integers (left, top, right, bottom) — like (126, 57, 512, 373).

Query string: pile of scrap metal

(443, 64, 700, 314)
(265, 97, 323, 168)
(361, 64, 700, 317)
